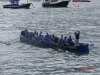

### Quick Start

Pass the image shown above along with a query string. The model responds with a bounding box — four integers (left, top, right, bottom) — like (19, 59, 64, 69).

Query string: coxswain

(74, 30, 80, 46)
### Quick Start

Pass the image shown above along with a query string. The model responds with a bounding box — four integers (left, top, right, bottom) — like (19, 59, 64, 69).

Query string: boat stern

(76, 43, 89, 53)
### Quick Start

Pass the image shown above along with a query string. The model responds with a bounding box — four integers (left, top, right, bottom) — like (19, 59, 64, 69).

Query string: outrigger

(20, 29, 89, 54)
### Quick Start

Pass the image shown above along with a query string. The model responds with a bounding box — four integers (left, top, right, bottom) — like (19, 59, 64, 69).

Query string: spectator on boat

(38, 31, 44, 41)
(74, 30, 80, 46)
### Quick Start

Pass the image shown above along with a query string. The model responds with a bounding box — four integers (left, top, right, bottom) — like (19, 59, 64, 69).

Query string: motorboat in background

(42, 0, 71, 7)
(3, 0, 31, 8)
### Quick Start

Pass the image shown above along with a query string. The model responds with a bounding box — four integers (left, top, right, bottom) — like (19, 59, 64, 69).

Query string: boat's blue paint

(20, 35, 89, 54)
(4, 4, 19, 7)
(5, 0, 19, 6)
(3, 3, 31, 8)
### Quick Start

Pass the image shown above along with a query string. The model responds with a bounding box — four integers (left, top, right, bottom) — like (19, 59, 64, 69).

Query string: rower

(44, 32, 50, 42)
(74, 30, 80, 46)
(67, 36, 73, 45)
(38, 31, 44, 41)
(63, 36, 68, 45)
(51, 34, 55, 42)
(25, 29, 30, 38)
(54, 37, 59, 45)
(34, 32, 38, 40)
(59, 35, 64, 45)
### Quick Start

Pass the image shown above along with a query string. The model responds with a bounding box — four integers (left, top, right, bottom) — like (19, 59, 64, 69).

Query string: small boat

(42, 0, 71, 7)
(3, 0, 31, 8)
(20, 30, 89, 54)
(73, 0, 90, 2)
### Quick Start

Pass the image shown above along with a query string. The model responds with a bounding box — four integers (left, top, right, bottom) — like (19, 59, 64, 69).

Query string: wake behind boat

(3, 0, 31, 8)
(20, 29, 89, 54)
(42, 0, 71, 7)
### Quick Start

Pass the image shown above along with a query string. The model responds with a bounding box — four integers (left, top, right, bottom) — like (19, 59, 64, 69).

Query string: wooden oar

(42, 40, 63, 50)
(82, 44, 98, 54)
(89, 48, 98, 54)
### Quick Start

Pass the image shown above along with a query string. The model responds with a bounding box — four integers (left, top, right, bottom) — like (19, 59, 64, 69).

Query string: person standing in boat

(74, 30, 80, 46)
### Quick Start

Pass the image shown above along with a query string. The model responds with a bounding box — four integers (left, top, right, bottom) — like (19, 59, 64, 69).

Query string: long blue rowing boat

(20, 33, 89, 54)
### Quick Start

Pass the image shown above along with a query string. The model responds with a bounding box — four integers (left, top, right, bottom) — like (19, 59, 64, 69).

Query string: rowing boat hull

(20, 35, 89, 54)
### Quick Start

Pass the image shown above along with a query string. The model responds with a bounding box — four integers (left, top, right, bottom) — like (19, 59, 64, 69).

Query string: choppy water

(0, 0, 100, 75)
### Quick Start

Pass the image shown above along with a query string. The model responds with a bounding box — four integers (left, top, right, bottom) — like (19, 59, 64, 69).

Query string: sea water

(0, 0, 100, 75)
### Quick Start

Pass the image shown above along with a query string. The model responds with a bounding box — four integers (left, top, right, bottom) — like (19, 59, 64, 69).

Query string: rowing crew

(21, 29, 80, 46)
